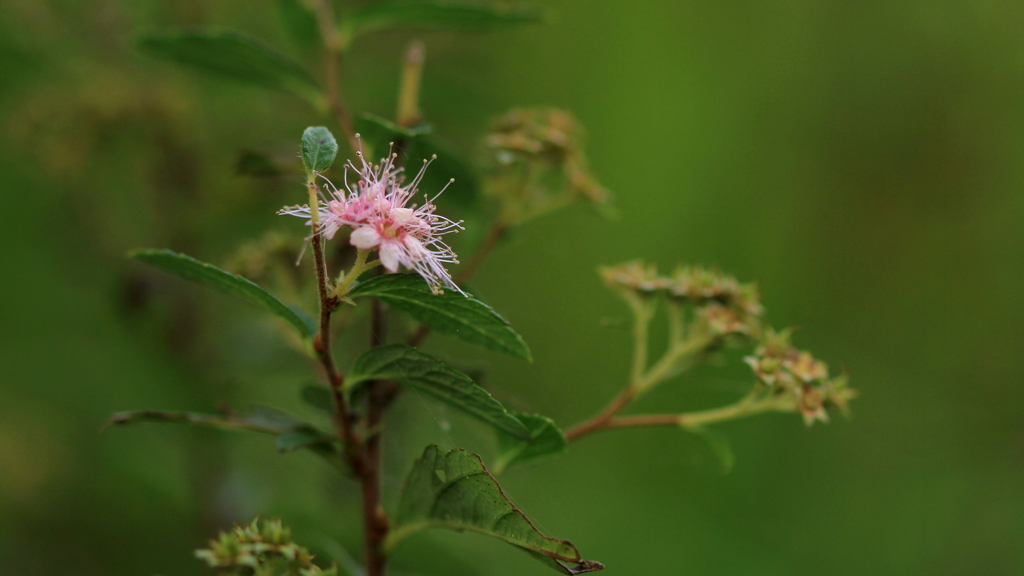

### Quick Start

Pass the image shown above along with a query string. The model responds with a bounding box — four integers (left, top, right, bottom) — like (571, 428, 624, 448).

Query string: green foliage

(104, 407, 347, 473)
(276, 0, 321, 55)
(137, 28, 321, 104)
(354, 113, 479, 207)
(346, 344, 529, 438)
(347, 1, 545, 39)
(129, 249, 315, 339)
(302, 126, 340, 176)
(300, 384, 334, 413)
(688, 425, 735, 474)
(493, 413, 567, 473)
(387, 445, 604, 574)
(350, 273, 531, 360)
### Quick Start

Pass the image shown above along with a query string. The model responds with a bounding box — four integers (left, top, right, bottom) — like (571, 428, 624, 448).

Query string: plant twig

(313, 0, 358, 152)
(361, 269, 390, 576)
(569, 396, 793, 439)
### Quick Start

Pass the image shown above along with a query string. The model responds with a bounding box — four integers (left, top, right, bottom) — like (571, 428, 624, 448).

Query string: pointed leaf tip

(390, 445, 603, 574)
(129, 248, 315, 338)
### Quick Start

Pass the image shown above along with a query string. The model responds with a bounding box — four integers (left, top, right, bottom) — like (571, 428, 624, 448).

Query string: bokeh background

(2, 1, 1024, 574)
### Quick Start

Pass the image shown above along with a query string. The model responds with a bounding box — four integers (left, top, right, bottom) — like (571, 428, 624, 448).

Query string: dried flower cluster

(601, 261, 764, 338)
(279, 147, 464, 294)
(484, 108, 610, 222)
(195, 517, 336, 576)
(600, 261, 854, 426)
(745, 329, 856, 425)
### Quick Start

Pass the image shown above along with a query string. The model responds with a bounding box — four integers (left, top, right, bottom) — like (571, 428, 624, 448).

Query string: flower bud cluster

(744, 329, 857, 426)
(483, 108, 610, 220)
(600, 261, 764, 338)
(195, 517, 335, 575)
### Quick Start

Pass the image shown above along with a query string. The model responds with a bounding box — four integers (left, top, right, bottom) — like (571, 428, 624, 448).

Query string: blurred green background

(2, 1, 1023, 574)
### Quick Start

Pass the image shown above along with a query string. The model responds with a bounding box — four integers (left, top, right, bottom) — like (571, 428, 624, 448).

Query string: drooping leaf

(301, 384, 334, 414)
(349, 273, 531, 361)
(301, 126, 339, 175)
(103, 407, 347, 473)
(277, 0, 321, 54)
(130, 249, 315, 339)
(275, 425, 335, 453)
(386, 445, 603, 574)
(137, 28, 321, 104)
(347, 1, 546, 38)
(346, 344, 528, 439)
(493, 413, 566, 473)
(354, 113, 479, 208)
(688, 425, 735, 474)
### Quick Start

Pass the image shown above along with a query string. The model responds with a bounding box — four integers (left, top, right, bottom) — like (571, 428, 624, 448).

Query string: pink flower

(279, 146, 464, 295)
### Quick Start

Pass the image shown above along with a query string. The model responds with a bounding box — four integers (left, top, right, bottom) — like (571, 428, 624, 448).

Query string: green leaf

(137, 28, 321, 104)
(347, 1, 546, 38)
(354, 113, 479, 208)
(688, 425, 735, 474)
(347, 344, 528, 439)
(349, 273, 531, 361)
(301, 126, 339, 175)
(277, 0, 321, 55)
(387, 445, 603, 574)
(276, 425, 335, 453)
(493, 413, 566, 473)
(103, 407, 348, 473)
(301, 384, 334, 413)
(130, 249, 315, 339)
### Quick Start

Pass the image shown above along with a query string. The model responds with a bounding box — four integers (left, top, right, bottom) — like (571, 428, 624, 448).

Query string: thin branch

(563, 387, 636, 442)
(313, 0, 358, 152)
(567, 394, 793, 441)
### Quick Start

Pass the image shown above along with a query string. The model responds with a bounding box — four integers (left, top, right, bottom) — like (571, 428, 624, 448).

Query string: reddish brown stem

(360, 279, 390, 575)
(311, 234, 360, 466)
(563, 387, 637, 442)
(582, 414, 682, 436)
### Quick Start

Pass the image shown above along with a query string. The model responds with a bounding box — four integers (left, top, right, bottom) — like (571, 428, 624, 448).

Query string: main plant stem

(361, 285, 390, 576)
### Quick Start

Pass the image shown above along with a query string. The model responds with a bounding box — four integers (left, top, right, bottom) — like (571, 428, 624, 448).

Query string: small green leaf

(350, 273, 530, 361)
(493, 413, 567, 473)
(355, 113, 479, 208)
(104, 408, 348, 473)
(347, 344, 528, 439)
(348, 1, 546, 38)
(387, 445, 603, 574)
(130, 249, 315, 338)
(688, 425, 735, 474)
(276, 425, 335, 453)
(301, 384, 334, 413)
(137, 28, 321, 104)
(301, 126, 339, 175)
